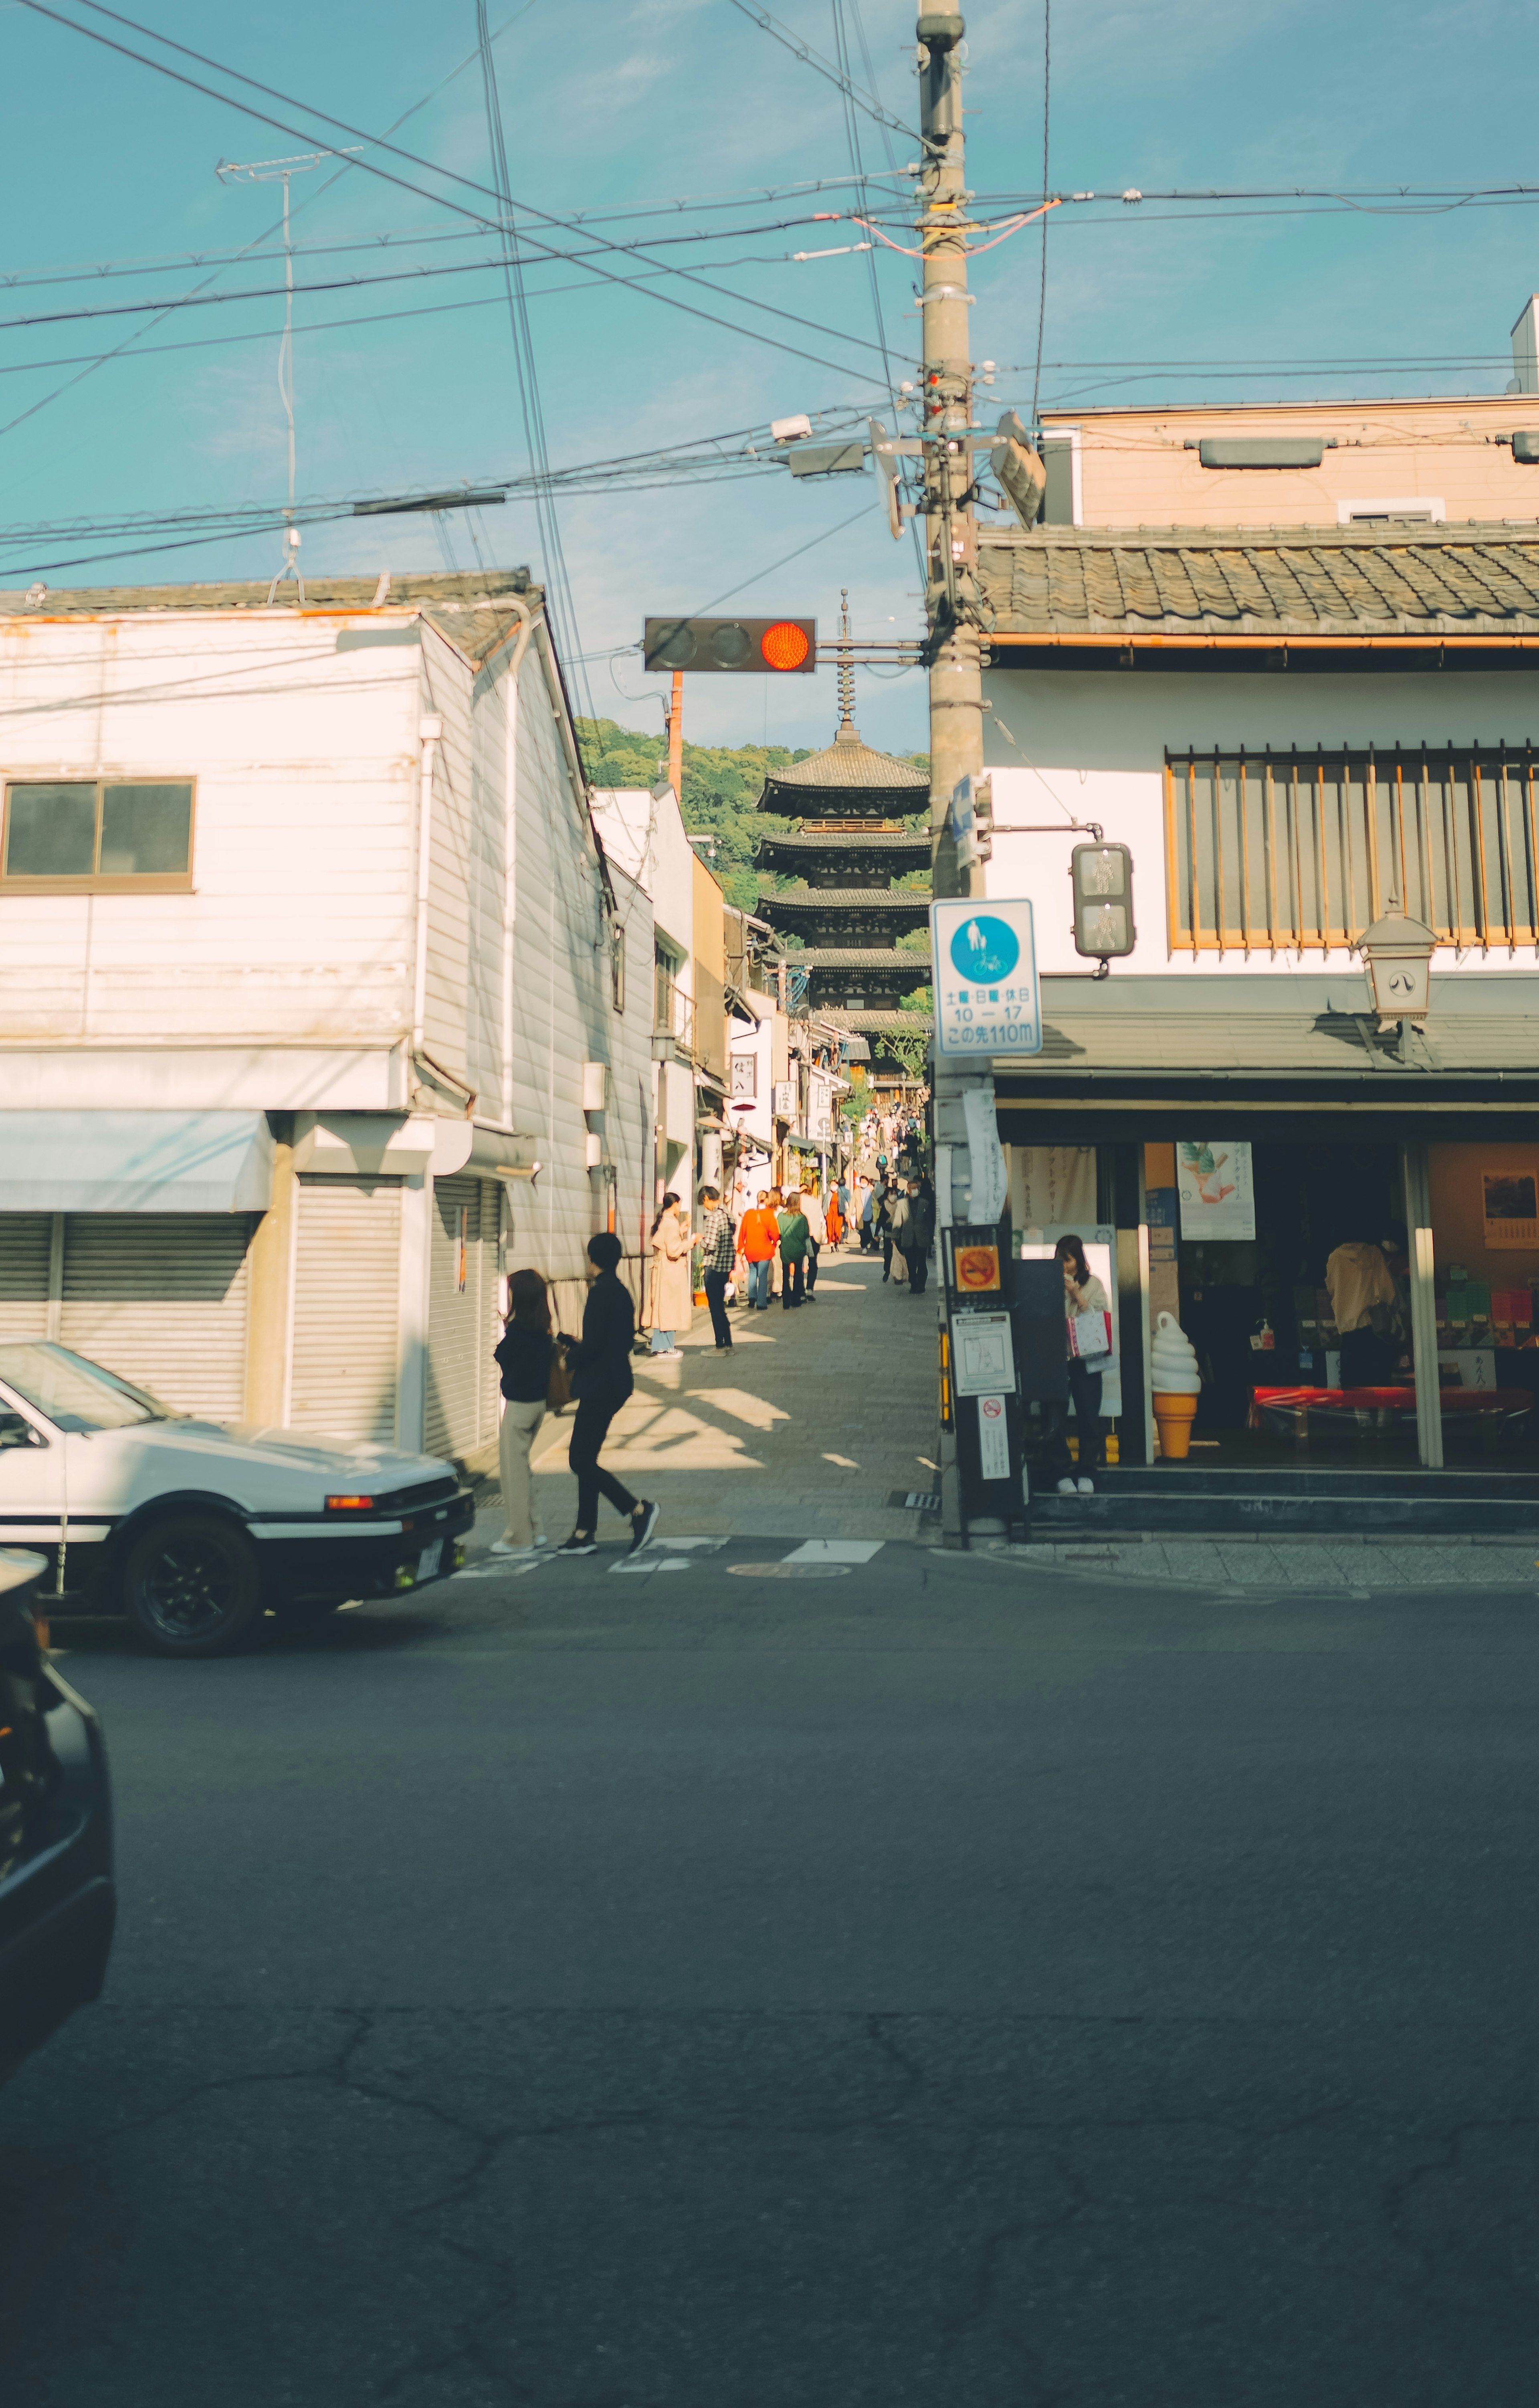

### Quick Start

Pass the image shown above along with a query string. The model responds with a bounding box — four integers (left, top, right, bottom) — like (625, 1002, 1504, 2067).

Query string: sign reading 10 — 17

(928, 898, 1041, 1058)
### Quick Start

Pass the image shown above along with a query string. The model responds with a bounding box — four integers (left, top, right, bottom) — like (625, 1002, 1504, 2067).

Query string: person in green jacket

(778, 1190, 810, 1311)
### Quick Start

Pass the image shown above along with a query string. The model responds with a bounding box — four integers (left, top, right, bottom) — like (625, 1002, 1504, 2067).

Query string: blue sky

(3, 0, 1537, 754)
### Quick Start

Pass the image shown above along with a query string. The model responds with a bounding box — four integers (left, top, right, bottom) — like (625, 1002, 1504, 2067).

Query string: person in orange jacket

(737, 1188, 781, 1311)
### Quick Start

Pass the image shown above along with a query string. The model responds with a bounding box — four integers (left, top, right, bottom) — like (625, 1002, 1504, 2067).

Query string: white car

(0, 1341, 475, 1658)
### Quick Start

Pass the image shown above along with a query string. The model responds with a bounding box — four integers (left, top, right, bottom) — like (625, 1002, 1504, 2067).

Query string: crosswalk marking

(782, 1539, 885, 1564)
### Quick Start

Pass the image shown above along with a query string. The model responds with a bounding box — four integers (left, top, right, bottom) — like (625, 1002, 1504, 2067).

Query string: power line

(0, 208, 904, 297)
(15, 1, 913, 384)
(0, 245, 893, 363)
(724, 0, 918, 144)
(475, 0, 589, 734)
(0, 0, 534, 447)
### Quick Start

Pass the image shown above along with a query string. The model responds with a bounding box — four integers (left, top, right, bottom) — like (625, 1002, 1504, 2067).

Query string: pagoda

(754, 603, 931, 1070)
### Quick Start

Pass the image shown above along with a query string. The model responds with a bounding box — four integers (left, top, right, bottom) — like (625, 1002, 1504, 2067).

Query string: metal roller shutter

(0, 1216, 50, 1339)
(426, 1175, 501, 1460)
(291, 1178, 401, 1445)
(59, 1214, 253, 1421)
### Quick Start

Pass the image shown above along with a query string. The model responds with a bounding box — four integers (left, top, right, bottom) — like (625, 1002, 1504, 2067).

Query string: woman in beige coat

(645, 1192, 693, 1358)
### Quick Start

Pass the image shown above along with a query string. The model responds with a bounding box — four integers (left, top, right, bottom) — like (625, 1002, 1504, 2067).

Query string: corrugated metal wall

(424, 1174, 501, 1460)
(0, 1215, 50, 1338)
(59, 1214, 253, 1421)
(290, 1177, 401, 1444)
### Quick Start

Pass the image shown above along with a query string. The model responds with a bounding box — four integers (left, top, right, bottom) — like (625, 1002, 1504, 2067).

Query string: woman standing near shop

(644, 1192, 692, 1359)
(1047, 1234, 1111, 1498)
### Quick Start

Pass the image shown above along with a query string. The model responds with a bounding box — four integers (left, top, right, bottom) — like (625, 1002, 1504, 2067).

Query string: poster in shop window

(1176, 1141, 1255, 1242)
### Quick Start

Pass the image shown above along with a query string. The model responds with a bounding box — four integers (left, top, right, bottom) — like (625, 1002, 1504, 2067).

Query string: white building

(969, 521, 1539, 1487)
(589, 780, 701, 1206)
(0, 568, 640, 1464)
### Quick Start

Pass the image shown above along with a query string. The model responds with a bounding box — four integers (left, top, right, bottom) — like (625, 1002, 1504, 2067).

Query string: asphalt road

(4, 1541, 1539, 2406)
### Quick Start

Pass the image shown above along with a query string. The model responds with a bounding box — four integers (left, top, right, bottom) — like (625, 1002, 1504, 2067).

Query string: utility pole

(917, 11, 994, 1543)
(917, 12, 984, 906)
(665, 669, 685, 799)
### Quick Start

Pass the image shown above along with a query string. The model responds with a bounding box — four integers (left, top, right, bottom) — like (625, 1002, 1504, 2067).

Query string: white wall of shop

(0, 608, 420, 1066)
(0, 594, 635, 1454)
(981, 664, 1539, 981)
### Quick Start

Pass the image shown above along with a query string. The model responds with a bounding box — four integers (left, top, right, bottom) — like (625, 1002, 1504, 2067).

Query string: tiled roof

(978, 527, 1539, 638)
(759, 886, 931, 914)
(758, 722, 928, 811)
(799, 948, 929, 971)
(0, 568, 540, 667)
(757, 827, 932, 861)
(822, 1008, 934, 1033)
(990, 972, 1539, 1080)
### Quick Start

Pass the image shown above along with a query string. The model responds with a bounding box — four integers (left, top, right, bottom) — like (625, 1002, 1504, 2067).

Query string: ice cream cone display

(1150, 1311, 1202, 1460)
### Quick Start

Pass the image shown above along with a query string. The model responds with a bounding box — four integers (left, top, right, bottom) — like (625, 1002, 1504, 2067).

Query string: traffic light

(1071, 843, 1136, 959)
(643, 616, 817, 674)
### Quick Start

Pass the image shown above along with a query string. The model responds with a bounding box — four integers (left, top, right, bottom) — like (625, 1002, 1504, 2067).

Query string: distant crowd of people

(485, 1121, 939, 1565)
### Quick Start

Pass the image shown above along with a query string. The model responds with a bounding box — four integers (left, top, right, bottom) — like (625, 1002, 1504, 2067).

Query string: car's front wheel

(121, 1514, 262, 1658)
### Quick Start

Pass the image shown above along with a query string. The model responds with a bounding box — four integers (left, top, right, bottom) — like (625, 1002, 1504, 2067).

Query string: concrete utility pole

(917, 12, 984, 906)
(917, 11, 993, 1541)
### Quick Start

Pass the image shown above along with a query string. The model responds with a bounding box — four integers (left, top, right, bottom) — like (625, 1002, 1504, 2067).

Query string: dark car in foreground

(0, 1548, 115, 2082)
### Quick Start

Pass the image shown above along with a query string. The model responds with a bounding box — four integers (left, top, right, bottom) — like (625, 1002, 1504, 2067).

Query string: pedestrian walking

(873, 1175, 896, 1281)
(554, 1231, 659, 1556)
(1046, 1234, 1110, 1498)
(697, 1183, 736, 1351)
(778, 1189, 810, 1309)
(490, 1266, 558, 1557)
(738, 1187, 780, 1309)
(891, 1178, 935, 1294)
(858, 1178, 877, 1254)
(824, 1186, 844, 1250)
(801, 1184, 826, 1298)
(643, 1192, 691, 1357)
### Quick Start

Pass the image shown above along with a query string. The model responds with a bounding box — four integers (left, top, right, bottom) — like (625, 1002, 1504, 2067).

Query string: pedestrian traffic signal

(643, 616, 817, 673)
(1070, 842, 1136, 959)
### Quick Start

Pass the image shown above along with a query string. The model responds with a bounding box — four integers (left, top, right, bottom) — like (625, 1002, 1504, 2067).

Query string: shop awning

(0, 1110, 274, 1212)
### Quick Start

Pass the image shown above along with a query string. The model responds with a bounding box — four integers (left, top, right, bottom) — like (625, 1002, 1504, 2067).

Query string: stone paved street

(526, 1246, 940, 1542)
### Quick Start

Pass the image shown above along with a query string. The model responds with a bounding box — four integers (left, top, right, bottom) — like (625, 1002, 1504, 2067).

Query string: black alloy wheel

(121, 1513, 262, 1658)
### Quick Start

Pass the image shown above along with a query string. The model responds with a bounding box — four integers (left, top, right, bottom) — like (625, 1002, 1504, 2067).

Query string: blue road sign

(929, 898, 1041, 1058)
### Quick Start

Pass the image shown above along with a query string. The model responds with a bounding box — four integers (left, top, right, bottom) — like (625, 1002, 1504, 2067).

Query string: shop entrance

(1149, 1139, 1539, 1471)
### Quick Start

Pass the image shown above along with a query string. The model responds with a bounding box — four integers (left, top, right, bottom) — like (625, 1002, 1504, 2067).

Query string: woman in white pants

(491, 1268, 555, 1556)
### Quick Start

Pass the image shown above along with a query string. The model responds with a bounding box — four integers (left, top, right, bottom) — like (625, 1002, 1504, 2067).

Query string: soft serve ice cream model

(1150, 1312, 1202, 1460)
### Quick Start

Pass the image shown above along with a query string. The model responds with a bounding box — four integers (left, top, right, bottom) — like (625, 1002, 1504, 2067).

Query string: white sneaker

(532, 1535, 550, 1549)
(489, 1538, 537, 1557)
(1077, 1477, 1095, 1496)
(1056, 1478, 1077, 1497)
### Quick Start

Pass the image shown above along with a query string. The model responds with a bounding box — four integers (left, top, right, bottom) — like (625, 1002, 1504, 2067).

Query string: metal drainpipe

(497, 599, 536, 1120)
(412, 713, 444, 1062)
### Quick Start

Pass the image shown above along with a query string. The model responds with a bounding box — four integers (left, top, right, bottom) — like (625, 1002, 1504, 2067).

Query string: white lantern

(1359, 910, 1437, 1022)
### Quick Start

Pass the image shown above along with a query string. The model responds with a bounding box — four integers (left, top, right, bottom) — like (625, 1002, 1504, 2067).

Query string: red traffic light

(759, 620, 810, 670)
(643, 616, 817, 674)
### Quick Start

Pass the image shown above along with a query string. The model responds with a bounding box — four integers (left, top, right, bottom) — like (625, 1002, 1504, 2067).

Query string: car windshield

(0, 1341, 175, 1433)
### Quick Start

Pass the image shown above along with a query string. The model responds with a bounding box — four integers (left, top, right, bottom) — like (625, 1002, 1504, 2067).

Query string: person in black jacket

(555, 1231, 660, 1557)
(491, 1267, 555, 1557)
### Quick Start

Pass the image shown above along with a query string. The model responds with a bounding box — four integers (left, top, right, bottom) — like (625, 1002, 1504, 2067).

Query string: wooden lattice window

(1165, 744, 1539, 957)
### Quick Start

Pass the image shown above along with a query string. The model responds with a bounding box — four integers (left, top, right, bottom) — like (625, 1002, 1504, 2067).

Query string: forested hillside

(576, 717, 927, 912)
